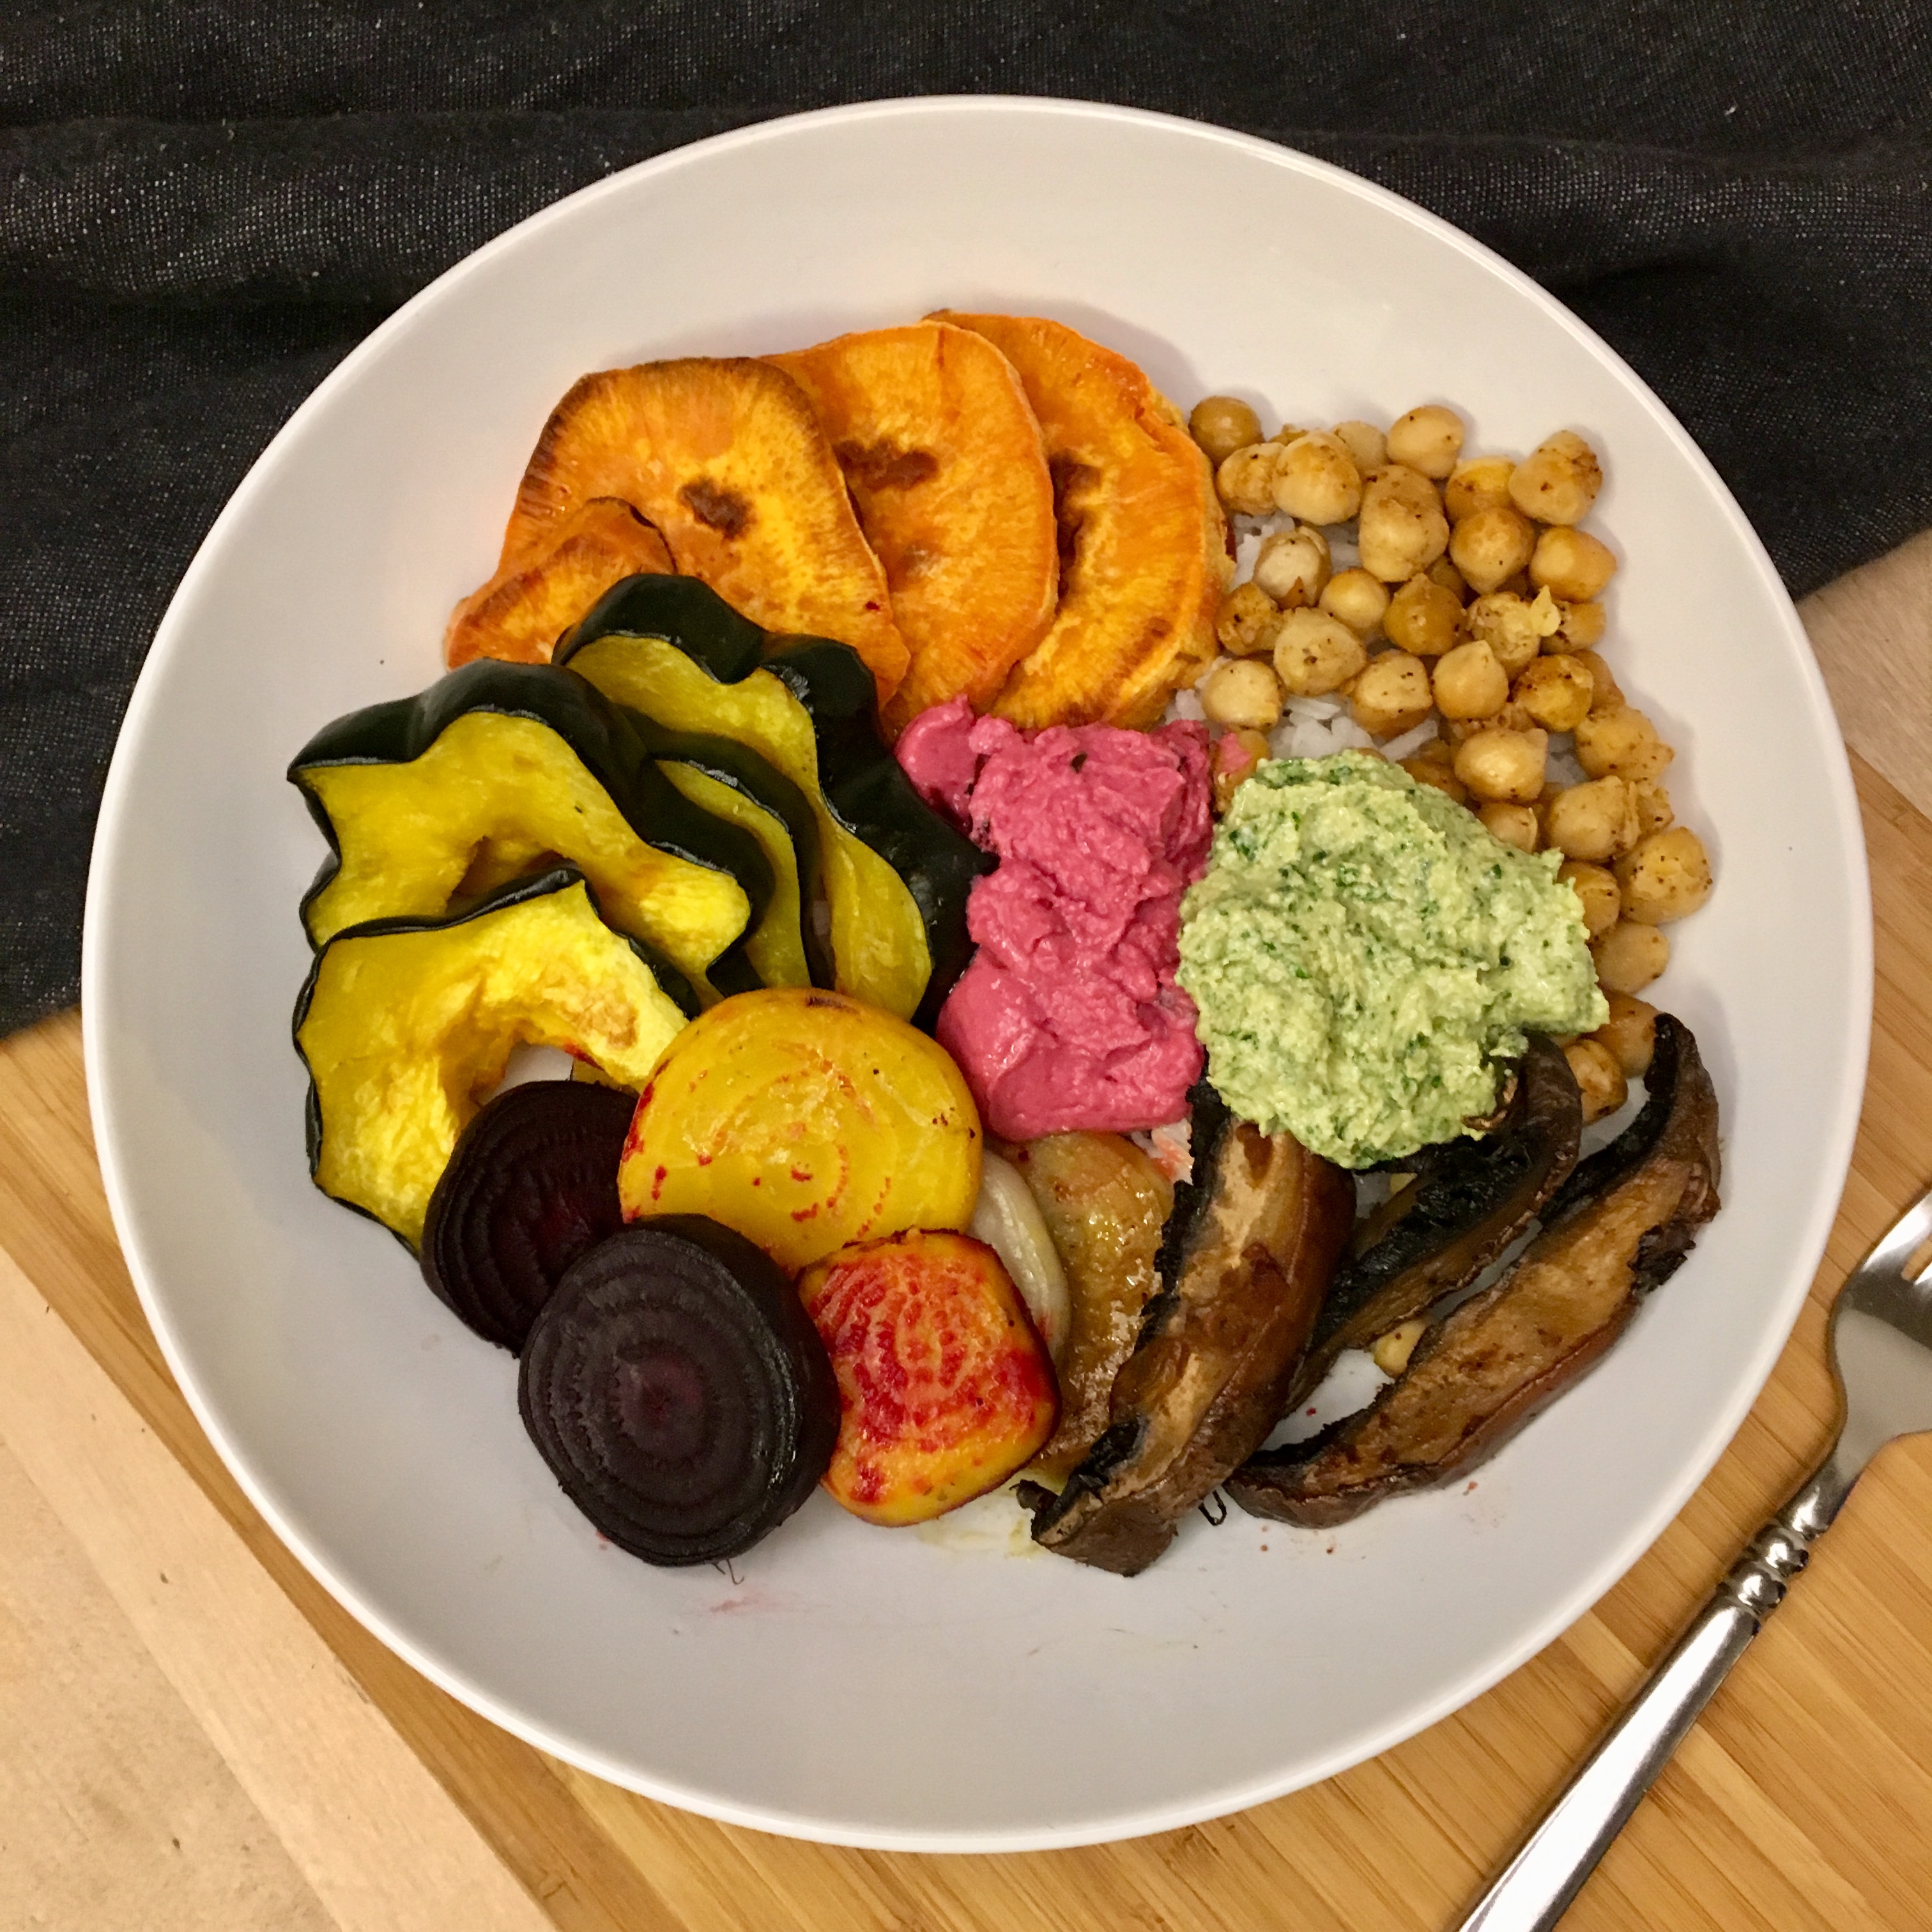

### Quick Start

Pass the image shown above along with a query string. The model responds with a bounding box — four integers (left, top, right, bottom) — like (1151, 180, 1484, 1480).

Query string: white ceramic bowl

(82, 98, 1870, 1850)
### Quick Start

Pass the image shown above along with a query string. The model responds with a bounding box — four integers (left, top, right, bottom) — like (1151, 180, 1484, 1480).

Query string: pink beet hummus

(896, 696, 1212, 1141)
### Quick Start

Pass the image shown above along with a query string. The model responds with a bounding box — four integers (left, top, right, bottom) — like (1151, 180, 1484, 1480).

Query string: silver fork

(1459, 1181, 1932, 1932)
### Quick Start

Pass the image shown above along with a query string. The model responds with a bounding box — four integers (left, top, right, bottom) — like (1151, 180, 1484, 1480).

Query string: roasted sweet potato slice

(490, 358, 909, 705)
(935, 313, 1229, 730)
(445, 498, 673, 668)
(768, 323, 1058, 734)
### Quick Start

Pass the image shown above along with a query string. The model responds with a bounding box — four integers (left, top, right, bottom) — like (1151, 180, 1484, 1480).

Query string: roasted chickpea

(1252, 524, 1331, 608)
(1384, 574, 1466, 657)
(1268, 429, 1363, 525)
(1629, 778, 1673, 834)
(1478, 801, 1540, 852)
(1400, 739, 1468, 804)
(1215, 580, 1281, 657)
(1270, 424, 1308, 445)
(1432, 639, 1509, 719)
(1466, 590, 1556, 677)
(1593, 991, 1658, 1077)
(1513, 652, 1594, 732)
(1331, 419, 1388, 473)
(1564, 1038, 1629, 1125)
(1575, 648, 1624, 712)
(1372, 1317, 1429, 1377)
(1216, 441, 1282, 516)
(1189, 394, 1264, 466)
(1575, 705, 1673, 781)
(1545, 776, 1636, 862)
(1358, 464, 1449, 582)
(1274, 609, 1368, 696)
(1427, 555, 1469, 601)
(1201, 656, 1285, 731)
(1452, 724, 1549, 804)
(1558, 599, 1607, 648)
(1616, 826, 1713, 924)
(1211, 728, 1272, 815)
(1558, 859, 1621, 939)
(1386, 404, 1466, 480)
(1319, 567, 1390, 637)
(1445, 455, 1515, 521)
(1350, 652, 1436, 738)
(1593, 919, 1669, 995)
(1530, 526, 1618, 601)
(1507, 429, 1603, 525)
(1448, 505, 1537, 595)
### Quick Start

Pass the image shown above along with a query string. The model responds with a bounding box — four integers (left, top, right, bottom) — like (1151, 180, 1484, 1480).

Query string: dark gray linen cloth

(3, 1, 1928, 1034)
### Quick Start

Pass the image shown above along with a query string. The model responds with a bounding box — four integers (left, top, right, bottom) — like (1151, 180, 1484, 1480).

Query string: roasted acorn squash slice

(444, 496, 675, 668)
(295, 868, 696, 1249)
(291, 659, 772, 998)
(558, 575, 986, 1029)
(768, 323, 1058, 735)
(485, 357, 909, 705)
(934, 312, 1229, 730)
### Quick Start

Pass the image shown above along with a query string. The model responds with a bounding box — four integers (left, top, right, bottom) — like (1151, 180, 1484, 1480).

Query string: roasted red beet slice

(519, 1217, 840, 1566)
(420, 1080, 634, 1351)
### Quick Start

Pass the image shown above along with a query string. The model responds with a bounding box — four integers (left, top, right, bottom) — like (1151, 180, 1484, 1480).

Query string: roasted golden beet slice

(769, 323, 1058, 734)
(420, 1080, 635, 1351)
(489, 358, 909, 705)
(798, 1230, 1057, 1525)
(520, 1217, 839, 1566)
(444, 498, 673, 668)
(934, 312, 1229, 730)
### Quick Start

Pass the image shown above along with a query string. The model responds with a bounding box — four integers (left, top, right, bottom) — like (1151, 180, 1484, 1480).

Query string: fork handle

(1455, 1453, 1855, 1932)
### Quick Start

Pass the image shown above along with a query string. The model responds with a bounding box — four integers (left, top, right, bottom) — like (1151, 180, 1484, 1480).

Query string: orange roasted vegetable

(443, 498, 673, 668)
(617, 987, 981, 1272)
(799, 1230, 1058, 1524)
(481, 358, 909, 705)
(769, 323, 1058, 735)
(934, 312, 1229, 730)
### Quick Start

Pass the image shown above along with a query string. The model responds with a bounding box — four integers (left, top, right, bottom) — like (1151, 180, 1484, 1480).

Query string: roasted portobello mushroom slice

(1289, 1034, 1583, 1408)
(1229, 1015, 1720, 1529)
(1018, 1085, 1354, 1575)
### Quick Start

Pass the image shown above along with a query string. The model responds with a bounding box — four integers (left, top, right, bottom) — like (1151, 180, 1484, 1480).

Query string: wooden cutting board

(2, 537, 1929, 1932)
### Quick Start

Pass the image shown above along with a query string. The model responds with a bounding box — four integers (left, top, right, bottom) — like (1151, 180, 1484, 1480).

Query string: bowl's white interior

(83, 99, 1869, 1850)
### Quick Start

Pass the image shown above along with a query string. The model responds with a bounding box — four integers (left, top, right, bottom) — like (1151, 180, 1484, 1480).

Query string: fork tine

(1858, 1183, 1932, 1282)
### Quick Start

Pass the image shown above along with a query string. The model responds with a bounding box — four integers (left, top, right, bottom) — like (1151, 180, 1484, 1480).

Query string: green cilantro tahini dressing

(1177, 751, 1607, 1167)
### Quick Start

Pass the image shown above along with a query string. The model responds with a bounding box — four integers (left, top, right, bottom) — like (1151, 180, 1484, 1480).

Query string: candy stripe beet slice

(420, 1080, 636, 1351)
(519, 1217, 840, 1566)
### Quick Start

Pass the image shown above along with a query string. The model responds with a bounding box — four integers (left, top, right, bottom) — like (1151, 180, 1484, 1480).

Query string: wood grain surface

(3, 551, 1930, 1930)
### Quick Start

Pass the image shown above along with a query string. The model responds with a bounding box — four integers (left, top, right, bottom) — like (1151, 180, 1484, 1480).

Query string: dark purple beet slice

(518, 1216, 839, 1567)
(420, 1080, 636, 1351)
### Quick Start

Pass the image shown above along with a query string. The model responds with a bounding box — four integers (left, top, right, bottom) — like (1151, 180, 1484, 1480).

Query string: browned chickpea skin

(1574, 648, 1624, 712)
(1210, 728, 1272, 815)
(1557, 860, 1621, 939)
(1557, 599, 1607, 648)
(1400, 739, 1468, 804)
(1189, 395, 1263, 466)
(1216, 442, 1282, 516)
(1513, 652, 1594, 732)
(1358, 464, 1449, 582)
(1427, 555, 1470, 601)
(1616, 826, 1713, 923)
(1274, 610, 1368, 697)
(1200, 657, 1285, 732)
(1530, 526, 1618, 602)
(1215, 581, 1281, 657)
(1384, 574, 1466, 657)
(1445, 454, 1515, 521)
(1575, 705, 1673, 782)
(1564, 1038, 1630, 1124)
(1593, 920, 1669, 995)
(1432, 640, 1510, 720)
(1387, 404, 1466, 480)
(1448, 505, 1538, 595)
(1629, 778, 1673, 834)
(1545, 776, 1637, 862)
(1592, 991, 1658, 1077)
(1452, 724, 1549, 803)
(1507, 429, 1603, 525)
(1331, 420, 1388, 473)
(1349, 652, 1436, 738)
(1478, 801, 1540, 852)
(1271, 430, 1363, 525)
(1252, 524, 1330, 608)
(1319, 567, 1390, 637)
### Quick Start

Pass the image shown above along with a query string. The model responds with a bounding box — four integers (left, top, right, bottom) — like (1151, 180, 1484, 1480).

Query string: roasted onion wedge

(1019, 1086, 1353, 1574)
(1229, 1016, 1720, 1529)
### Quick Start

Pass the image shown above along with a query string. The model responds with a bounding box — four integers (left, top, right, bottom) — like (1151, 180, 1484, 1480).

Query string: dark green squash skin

(288, 657, 774, 996)
(292, 864, 699, 1252)
(556, 574, 991, 1031)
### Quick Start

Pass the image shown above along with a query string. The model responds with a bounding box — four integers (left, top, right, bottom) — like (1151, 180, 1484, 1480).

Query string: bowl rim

(80, 93, 1874, 1850)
